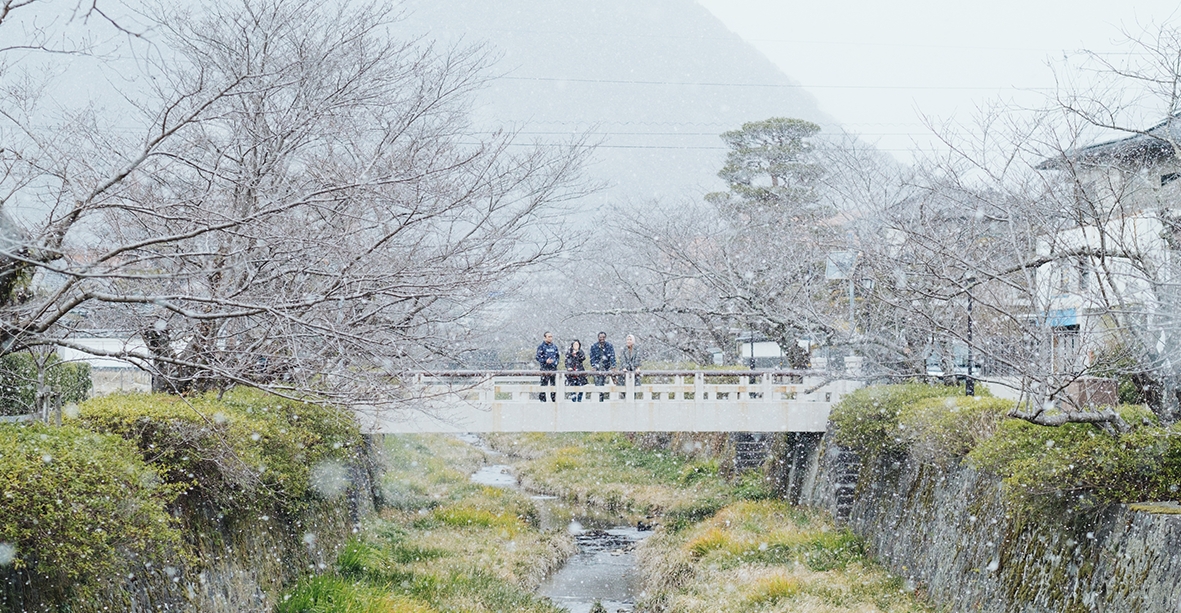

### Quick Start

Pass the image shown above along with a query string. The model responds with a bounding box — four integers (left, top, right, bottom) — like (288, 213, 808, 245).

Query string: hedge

(827, 382, 971, 457)
(969, 404, 1181, 506)
(75, 388, 362, 520)
(0, 423, 182, 604)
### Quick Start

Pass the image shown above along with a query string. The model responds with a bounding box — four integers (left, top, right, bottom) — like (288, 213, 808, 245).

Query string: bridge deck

(360, 370, 860, 433)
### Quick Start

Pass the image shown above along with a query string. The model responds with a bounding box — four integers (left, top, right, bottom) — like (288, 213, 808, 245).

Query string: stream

(465, 441, 650, 613)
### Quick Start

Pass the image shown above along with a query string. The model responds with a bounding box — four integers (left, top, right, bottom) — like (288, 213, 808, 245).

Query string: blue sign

(1046, 308, 1077, 327)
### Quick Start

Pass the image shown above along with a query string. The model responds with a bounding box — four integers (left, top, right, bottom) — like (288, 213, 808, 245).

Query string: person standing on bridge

(590, 331, 616, 402)
(536, 331, 559, 402)
(617, 334, 640, 399)
(565, 340, 587, 402)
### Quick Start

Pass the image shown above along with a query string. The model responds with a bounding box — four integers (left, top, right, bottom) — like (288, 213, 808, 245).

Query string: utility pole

(848, 278, 855, 333)
(965, 277, 976, 396)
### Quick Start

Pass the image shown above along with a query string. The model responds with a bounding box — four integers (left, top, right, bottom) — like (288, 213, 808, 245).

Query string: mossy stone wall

(802, 438, 1181, 612)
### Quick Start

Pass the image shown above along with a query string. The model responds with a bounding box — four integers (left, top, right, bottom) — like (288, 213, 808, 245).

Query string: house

(1034, 117, 1181, 380)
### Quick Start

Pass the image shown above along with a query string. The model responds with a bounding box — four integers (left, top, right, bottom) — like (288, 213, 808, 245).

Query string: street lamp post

(965, 277, 976, 397)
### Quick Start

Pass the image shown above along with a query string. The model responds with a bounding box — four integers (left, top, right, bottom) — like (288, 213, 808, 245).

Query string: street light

(965, 277, 976, 397)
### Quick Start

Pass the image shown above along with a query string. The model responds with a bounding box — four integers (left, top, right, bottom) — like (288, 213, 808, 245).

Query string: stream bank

(467, 442, 651, 613)
(280, 434, 571, 613)
(485, 432, 934, 613)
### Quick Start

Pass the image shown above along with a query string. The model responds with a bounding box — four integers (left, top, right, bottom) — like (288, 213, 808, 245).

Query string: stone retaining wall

(801, 437, 1181, 612)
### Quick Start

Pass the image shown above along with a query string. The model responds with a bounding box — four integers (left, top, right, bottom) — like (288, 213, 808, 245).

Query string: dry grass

(487, 433, 735, 519)
(637, 501, 932, 613)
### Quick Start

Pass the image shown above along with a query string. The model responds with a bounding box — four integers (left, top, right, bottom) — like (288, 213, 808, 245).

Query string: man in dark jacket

(589, 331, 616, 401)
(536, 331, 559, 402)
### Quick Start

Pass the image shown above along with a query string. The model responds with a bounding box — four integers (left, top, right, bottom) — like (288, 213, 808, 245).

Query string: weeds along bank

(806, 383, 1181, 612)
(281, 434, 573, 613)
(490, 433, 933, 613)
(487, 432, 740, 524)
(0, 389, 373, 612)
(638, 501, 932, 613)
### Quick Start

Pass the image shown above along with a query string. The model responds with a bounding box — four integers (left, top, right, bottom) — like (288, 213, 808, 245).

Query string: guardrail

(409, 369, 838, 403)
(361, 369, 861, 433)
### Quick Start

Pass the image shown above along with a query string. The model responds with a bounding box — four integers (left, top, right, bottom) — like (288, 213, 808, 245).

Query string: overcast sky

(697, 1, 1181, 158)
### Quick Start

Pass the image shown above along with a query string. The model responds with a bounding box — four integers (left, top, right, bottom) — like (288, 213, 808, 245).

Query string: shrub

(0, 352, 91, 416)
(828, 382, 970, 456)
(0, 423, 183, 604)
(969, 405, 1181, 506)
(898, 396, 1010, 464)
(74, 388, 361, 519)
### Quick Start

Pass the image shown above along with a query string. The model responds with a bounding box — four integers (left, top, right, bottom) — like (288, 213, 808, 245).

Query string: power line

(431, 26, 1098, 54)
(507, 130, 930, 137)
(461, 142, 942, 153)
(501, 76, 1053, 91)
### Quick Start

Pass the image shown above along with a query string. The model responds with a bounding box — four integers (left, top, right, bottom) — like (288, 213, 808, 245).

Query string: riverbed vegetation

(488, 432, 934, 612)
(639, 501, 932, 612)
(279, 434, 571, 613)
(487, 432, 764, 526)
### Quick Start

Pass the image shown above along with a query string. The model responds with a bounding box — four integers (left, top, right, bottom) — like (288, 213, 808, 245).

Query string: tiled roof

(1037, 116, 1181, 170)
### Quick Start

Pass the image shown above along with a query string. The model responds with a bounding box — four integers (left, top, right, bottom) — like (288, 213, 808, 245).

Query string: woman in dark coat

(565, 340, 587, 402)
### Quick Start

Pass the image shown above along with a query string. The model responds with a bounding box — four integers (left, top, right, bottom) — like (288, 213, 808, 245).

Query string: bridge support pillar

(765, 432, 823, 504)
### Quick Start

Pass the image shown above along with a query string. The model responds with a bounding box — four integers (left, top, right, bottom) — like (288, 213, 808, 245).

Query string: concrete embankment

(801, 439, 1181, 612)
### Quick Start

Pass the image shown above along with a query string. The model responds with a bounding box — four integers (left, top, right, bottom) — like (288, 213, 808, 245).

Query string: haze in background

(395, 0, 833, 210)
(699, 0, 1181, 160)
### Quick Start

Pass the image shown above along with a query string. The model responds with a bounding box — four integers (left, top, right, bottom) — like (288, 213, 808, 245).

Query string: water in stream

(537, 523, 647, 613)
(468, 454, 649, 613)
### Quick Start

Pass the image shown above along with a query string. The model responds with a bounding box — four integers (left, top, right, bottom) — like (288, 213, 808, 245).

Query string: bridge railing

(406, 369, 848, 405)
(364, 369, 862, 432)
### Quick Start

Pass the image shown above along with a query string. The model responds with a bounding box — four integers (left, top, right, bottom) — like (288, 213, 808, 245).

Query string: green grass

(279, 434, 569, 613)
(278, 575, 436, 613)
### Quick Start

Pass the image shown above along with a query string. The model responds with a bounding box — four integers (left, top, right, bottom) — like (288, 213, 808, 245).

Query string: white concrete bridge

(361, 370, 862, 433)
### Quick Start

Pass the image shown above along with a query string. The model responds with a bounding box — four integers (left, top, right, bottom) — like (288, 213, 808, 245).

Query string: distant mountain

(394, 0, 832, 210)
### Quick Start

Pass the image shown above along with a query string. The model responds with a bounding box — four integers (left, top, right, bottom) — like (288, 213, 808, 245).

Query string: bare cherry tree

(867, 22, 1181, 428)
(0, 0, 593, 406)
(592, 120, 898, 368)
